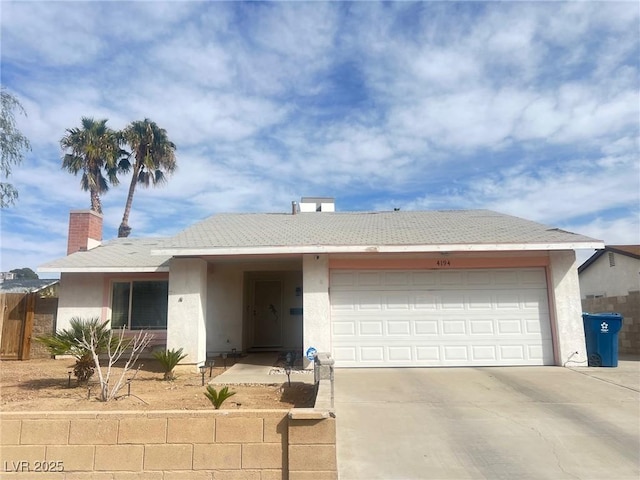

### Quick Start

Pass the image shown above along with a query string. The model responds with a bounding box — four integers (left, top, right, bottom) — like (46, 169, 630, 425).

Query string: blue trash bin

(582, 312, 623, 367)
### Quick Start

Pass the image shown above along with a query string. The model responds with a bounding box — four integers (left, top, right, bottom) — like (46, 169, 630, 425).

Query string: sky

(1, 1, 639, 279)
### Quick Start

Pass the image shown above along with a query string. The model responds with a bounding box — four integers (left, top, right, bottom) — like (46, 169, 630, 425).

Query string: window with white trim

(111, 281, 168, 330)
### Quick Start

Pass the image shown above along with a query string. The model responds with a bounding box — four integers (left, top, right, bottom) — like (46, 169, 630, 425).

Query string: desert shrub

(36, 317, 114, 384)
(152, 347, 188, 380)
(204, 385, 236, 409)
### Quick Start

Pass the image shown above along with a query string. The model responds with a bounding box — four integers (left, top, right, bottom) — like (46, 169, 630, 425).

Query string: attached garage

(330, 268, 555, 367)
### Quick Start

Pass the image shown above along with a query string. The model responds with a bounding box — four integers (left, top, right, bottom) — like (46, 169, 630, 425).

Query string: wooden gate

(0, 293, 35, 360)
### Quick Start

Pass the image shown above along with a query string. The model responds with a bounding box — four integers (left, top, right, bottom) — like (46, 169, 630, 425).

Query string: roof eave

(38, 266, 171, 274)
(153, 241, 605, 257)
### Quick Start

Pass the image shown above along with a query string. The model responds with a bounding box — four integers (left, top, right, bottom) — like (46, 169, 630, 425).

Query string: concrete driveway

(335, 359, 640, 480)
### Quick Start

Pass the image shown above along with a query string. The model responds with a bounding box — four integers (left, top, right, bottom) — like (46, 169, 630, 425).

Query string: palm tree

(118, 119, 176, 237)
(61, 117, 128, 213)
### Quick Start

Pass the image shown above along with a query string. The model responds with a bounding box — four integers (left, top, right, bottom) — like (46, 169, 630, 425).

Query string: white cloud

(1, 1, 638, 274)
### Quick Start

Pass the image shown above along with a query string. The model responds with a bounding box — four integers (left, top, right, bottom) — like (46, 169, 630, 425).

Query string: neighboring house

(0, 279, 59, 359)
(578, 245, 640, 355)
(40, 199, 603, 369)
(578, 245, 640, 298)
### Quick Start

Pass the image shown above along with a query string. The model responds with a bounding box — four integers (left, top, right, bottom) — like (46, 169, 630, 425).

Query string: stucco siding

(580, 253, 640, 298)
(207, 265, 244, 354)
(303, 254, 331, 367)
(549, 250, 587, 366)
(56, 273, 105, 331)
(167, 258, 208, 366)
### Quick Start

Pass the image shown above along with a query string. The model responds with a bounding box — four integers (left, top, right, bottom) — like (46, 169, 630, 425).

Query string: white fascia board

(153, 241, 605, 257)
(38, 266, 170, 273)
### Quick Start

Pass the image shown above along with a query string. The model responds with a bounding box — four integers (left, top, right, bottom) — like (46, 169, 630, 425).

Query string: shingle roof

(39, 238, 171, 272)
(39, 210, 603, 272)
(157, 209, 601, 254)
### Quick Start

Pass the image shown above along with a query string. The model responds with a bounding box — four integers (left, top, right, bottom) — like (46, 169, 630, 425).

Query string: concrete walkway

(335, 358, 640, 480)
(209, 353, 314, 385)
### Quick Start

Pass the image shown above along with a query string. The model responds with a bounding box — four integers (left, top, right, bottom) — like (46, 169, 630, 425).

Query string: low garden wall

(0, 380, 337, 479)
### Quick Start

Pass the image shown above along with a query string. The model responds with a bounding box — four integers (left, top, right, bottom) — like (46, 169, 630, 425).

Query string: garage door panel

(358, 272, 382, 286)
(333, 346, 357, 362)
(385, 272, 410, 286)
(497, 319, 523, 334)
(386, 293, 410, 309)
(468, 270, 494, 285)
(442, 320, 466, 334)
(440, 271, 464, 285)
(441, 293, 466, 309)
(496, 293, 521, 309)
(499, 345, 526, 360)
(416, 346, 440, 361)
(359, 293, 383, 310)
(470, 319, 494, 334)
(414, 293, 438, 309)
(468, 292, 493, 309)
(443, 345, 469, 361)
(493, 270, 520, 285)
(331, 268, 554, 367)
(472, 345, 497, 361)
(361, 346, 384, 361)
(360, 321, 383, 336)
(388, 320, 411, 335)
(415, 320, 438, 335)
(412, 271, 437, 286)
(388, 346, 412, 361)
(333, 320, 356, 336)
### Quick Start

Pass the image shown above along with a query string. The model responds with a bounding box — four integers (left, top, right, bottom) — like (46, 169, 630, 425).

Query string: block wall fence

(0, 408, 337, 480)
(582, 291, 640, 355)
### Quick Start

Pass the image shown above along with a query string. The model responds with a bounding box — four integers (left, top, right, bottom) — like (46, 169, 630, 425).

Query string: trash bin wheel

(588, 353, 602, 367)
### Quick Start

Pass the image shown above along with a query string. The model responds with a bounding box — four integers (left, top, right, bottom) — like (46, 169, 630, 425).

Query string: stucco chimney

(67, 210, 103, 255)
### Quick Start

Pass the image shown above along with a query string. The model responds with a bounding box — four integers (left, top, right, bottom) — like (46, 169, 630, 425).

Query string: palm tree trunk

(118, 166, 139, 237)
(91, 189, 102, 213)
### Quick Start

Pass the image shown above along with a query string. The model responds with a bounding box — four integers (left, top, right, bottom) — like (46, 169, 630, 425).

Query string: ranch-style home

(40, 197, 603, 369)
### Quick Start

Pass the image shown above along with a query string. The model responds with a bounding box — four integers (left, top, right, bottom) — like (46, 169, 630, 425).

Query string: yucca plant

(204, 385, 236, 409)
(36, 317, 115, 384)
(152, 347, 188, 380)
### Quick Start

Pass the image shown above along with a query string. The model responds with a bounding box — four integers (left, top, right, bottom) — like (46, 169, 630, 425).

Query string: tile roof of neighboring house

(0, 279, 59, 294)
(578, 245, 640, 273)
(39, 210, 603, 273)
(39, 238, 171, 273)
(155, 209, 602, 255)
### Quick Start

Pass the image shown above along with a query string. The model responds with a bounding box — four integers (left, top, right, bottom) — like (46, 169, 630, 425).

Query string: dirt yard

(0, 357, 315, 411)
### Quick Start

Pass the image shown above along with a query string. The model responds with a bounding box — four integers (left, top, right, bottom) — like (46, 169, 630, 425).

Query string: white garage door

(330, 268, 554, 367)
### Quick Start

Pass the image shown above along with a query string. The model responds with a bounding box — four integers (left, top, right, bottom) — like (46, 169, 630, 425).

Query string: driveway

(334, 360, 640, 479)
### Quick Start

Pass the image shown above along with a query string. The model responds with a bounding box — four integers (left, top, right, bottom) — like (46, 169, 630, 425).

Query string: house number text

(436, 259, 451, 267)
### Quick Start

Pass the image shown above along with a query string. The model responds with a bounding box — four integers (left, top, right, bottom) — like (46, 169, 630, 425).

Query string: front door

(252, 280, 283, 348)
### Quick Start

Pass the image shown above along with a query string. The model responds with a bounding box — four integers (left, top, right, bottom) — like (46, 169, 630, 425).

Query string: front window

(111, 280, 168, 329)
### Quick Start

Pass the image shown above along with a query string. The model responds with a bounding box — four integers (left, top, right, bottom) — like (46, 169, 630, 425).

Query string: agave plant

(152, 347, 188, 380)
(204, 385, 236, 409)
(36, 317, 115, 384)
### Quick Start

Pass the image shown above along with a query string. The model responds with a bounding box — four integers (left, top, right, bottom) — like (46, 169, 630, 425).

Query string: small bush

(152, 347, 188, 380)
(36, 317, 115, 384)
(204, 385, 236, 409)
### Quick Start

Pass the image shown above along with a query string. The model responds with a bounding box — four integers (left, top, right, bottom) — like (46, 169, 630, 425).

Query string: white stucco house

(578, 245, 640, 298)
(40, 198, 603, 369)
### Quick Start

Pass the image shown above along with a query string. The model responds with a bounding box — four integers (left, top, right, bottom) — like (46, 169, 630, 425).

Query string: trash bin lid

(582, 312, 623, 320)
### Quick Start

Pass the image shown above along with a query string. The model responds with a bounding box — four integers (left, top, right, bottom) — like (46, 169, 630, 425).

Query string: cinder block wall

(30, 297, 58, 358)
(0, 408, 337, 479)
(582, 291, 640, 355)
